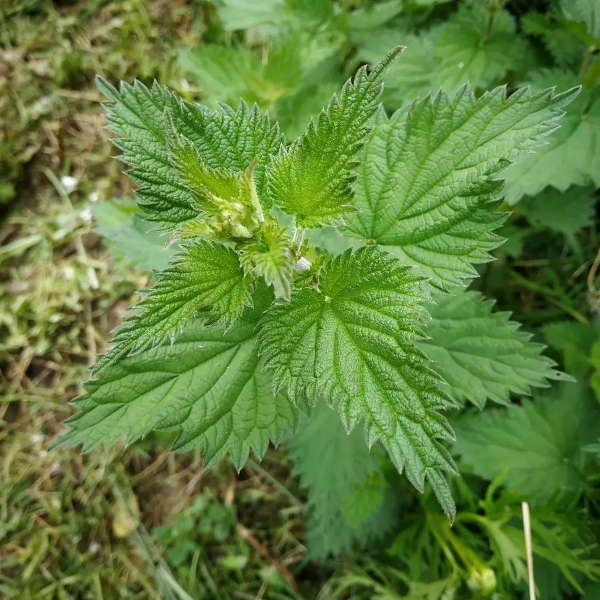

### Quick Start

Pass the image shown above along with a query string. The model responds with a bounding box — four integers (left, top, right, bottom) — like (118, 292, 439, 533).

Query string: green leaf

(97, 240, 255, 369)
(59, 306, 300, 469)
(265, 46, 402, 227)
(560, 0, 600, 41)
(238, 218, 295, 300)
(434, 3, 523, 91)
(259, 246, 457, 518)
(519, 185, 596, 238)
(180, 41, 304, 109)
(420, 290, 566, 408)
(522, 12, 585, 68)
(343, 84, 577, 289)
(503, 70, 600, 204)
(215, 0, 283, 30)
(215, 0, 333, 31)
(360, 4, 526, 107)
(288, 403, 394, 558)
(543, 320, 600, 377)
(454, 382, 600, 500)
(97, 78, 283, 227)
(180, 45, 263, 106)
(92, 197, 175, 271)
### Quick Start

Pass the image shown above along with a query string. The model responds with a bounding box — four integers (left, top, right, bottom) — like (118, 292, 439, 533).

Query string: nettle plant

(61, 48, 576, 519)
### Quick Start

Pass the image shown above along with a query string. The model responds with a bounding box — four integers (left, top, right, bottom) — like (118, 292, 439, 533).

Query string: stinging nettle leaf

(288, 403, 393, 559)
(259, 246, 457, 518)
(59, 304, 300, 469)
(96, 240, 255, 370)
(344, 83, 578, 289)
(519, 185, 596, 239)
(455, 382, 600, 501)
(97, 77, 283, 228)
(265, 46, 403, 227)
(91, 197, 176, 271)
(420, 289, 567, 408)
(503, 70, 600, 204)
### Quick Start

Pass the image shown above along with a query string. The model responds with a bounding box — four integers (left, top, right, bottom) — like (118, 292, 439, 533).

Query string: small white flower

(60, 175, 78, 194)
(295, 256, 312, 272)
(89, 191, 99, 203)
(80, 207, 93, 223)
(30, 433, 44, 443)
(88, 542, 100, 554)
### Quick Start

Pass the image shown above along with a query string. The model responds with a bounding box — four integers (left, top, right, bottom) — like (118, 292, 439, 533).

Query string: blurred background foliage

(1, 0, 600, 598)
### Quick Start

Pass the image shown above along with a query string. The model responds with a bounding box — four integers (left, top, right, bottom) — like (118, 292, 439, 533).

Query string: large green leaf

(96, 241, 255, 370)
(420, 290, 566, 408)
(288, 403, 394, 559)
(266, 46, 402, 226)
(260, 247, 457, 518)
(503, 70, 600, 204)
(519, 185, 596, 239)
(454, 383, 600, 500)
(97, 78, 283, 227)
(344, 84, 577, 288)
(59, 307, 299, 469)
(357, 3, 526, 107)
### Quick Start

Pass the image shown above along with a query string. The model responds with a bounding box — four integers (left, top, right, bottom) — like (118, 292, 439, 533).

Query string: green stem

(509, 270, 589, 323)
(579, 47, 595, 79)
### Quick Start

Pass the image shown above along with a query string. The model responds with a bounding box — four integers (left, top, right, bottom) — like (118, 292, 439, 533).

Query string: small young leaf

(238, 218, 295, 300)
(97, 240, 255, 369)
(59, 309, 300, 469)
(97, 78, 283, 228)
(266, 46, 402, 227)
(420, 290, 566, 408)
(260, 246, 457, 518)
(344, 83, 577, 288)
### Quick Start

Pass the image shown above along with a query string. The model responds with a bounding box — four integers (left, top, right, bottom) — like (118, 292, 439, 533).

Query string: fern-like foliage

(266, 46, 403, 226)
(61, 51, 576, 520)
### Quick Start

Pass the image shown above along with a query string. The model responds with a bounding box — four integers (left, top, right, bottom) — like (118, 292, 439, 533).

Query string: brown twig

(587, 247, 600, 296)
(237, 523, 299, 593)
